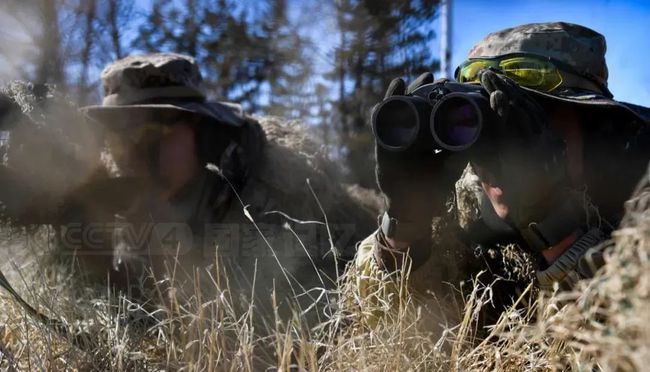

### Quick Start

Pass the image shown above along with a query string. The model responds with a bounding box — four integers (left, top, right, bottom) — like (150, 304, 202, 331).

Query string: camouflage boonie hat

(465, 22, 648, 123)
(82, 53, 245, 127)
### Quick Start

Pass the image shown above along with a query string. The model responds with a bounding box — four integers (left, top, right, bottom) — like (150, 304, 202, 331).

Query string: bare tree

(100, 0, 136, 60)
(76, 0, 97, 104)
(35, 0, 64, 87)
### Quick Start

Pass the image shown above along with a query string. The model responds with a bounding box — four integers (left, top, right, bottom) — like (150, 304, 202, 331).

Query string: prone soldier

(0, 54, 377, 311)
(350, 22, 650, 325)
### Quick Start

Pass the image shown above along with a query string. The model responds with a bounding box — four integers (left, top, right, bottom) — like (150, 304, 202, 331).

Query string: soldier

(350, 22, 650, 324)
(0, 54, 376, 309)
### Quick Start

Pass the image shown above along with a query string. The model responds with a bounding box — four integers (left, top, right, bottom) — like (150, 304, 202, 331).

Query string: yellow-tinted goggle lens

(456, 57, 563, 92)
(457, 59, 497, 83)
(499, 57, 562, 91)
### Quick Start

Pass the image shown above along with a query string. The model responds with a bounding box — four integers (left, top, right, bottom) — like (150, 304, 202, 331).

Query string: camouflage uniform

(350, 22, 650, 324)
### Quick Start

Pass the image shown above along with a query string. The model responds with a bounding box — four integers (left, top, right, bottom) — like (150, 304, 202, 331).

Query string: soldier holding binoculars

(350, 22, 650, 323)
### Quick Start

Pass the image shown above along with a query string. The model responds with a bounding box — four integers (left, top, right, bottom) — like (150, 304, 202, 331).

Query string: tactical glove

(375, 72, 466, 270)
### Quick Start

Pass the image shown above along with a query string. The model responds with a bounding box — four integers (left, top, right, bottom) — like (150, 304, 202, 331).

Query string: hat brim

(81, 101, 246, 129)
(521, 86, 650, 124)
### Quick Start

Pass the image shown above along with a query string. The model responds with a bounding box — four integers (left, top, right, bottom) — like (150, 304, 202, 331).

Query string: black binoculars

(372, 80, 495, 153)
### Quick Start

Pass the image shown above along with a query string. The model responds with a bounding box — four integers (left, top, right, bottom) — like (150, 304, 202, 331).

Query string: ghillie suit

(0, 82, 102, 226)
(444, 160, 650, 372)
(191, 115, 379, 316)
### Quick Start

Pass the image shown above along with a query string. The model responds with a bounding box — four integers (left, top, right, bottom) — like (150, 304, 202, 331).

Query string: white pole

(440, 0, 452, 78)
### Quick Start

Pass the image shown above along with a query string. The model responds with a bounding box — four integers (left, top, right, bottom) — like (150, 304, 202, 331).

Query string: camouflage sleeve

(350, 221, 474, 326)
(350, 231, 403, 327)
(347, 165, 484, 325)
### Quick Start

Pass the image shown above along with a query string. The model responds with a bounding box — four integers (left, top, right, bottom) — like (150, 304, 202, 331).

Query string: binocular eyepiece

(372, 81, 493, 153)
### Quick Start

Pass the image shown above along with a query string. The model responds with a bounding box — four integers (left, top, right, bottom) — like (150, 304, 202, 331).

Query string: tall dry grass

(0, 175, 648, 371)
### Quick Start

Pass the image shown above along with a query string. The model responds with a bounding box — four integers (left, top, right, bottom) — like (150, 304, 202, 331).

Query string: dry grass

(3, 81, 647, 370)
(0, 162, 648, 371)
(0, 194, 647, 372)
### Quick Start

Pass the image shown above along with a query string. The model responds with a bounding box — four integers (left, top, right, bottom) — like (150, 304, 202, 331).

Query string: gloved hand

(375, 72, 467, 270)
(473, 69, 566, 226)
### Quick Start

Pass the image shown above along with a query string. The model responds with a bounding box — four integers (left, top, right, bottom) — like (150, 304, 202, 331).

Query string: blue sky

(126, 0, 650, 106)
(435, 0, 650, 106)
(3, 0, 642, 107)
(285, 0, 650, 106)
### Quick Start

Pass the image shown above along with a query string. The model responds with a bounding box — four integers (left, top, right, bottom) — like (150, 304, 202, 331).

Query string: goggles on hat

(455, 53, 606, 94)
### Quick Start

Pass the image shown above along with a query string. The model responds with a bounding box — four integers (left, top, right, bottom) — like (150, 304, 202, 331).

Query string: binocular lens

(373, 99, 419, 149)
(372, 85, 487, 153)
(431, 96, 482, 150)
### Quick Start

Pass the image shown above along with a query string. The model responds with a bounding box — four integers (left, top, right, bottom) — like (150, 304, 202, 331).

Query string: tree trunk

(78, 0, 97, 105)
(35, 0, 64, 88)
(108, 0, 123, 59)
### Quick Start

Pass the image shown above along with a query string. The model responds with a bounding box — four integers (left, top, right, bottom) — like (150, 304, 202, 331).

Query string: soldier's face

(475, 104, 584, 225)
(158, 122, 201, 197)
(106, 121, 201, 198)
